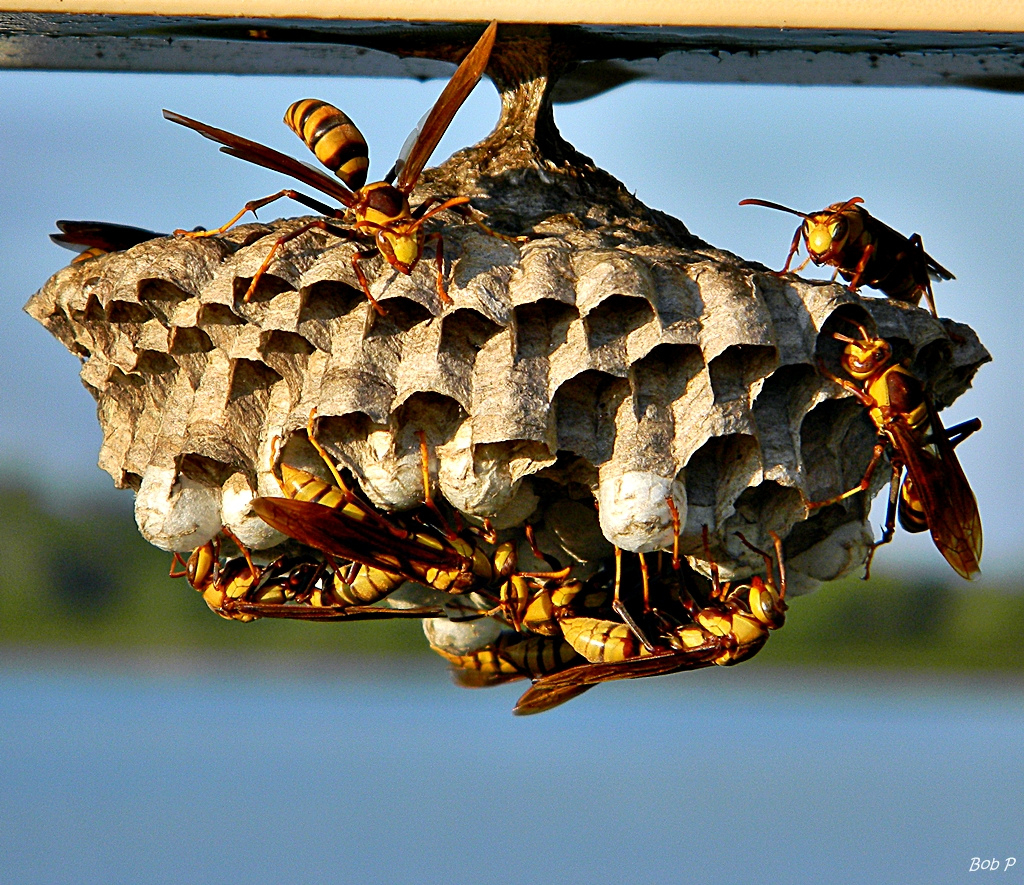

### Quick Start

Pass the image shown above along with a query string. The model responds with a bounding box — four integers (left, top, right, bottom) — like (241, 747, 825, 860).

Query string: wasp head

(835, 326, 892, 380)
(187, 540, 218, 590)
(803, 199, 863, 262)
(745, 576, 787, 630)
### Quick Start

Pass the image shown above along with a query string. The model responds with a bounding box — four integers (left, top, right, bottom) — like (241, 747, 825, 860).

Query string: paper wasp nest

(24, 43, 989, 591)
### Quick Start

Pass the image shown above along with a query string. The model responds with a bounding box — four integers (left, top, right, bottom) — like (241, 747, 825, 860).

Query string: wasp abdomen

(285, 99, 369, 191)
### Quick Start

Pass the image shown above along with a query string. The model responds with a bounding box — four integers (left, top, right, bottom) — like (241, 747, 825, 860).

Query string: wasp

(808, 323, 982, 579)
(512, 530, 788, 715)
(163, 21, 513, 313)
(432, 632, 584, 694)
(739, 197, 953, 317)
(250, 411, 571, 617)
(170, 529, 446, 622)
(50, 220, 166, 264)
(253, 461, 515, 602)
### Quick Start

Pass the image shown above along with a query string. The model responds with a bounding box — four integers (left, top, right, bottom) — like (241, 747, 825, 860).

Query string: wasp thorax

(361, 183, 408, 220)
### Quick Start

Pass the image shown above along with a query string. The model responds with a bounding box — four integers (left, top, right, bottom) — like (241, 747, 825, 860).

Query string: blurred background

(2, 66, 1023, 883)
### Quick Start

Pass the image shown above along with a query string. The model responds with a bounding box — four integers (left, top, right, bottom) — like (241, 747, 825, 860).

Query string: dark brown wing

(395, 21, 496, 192)
(923, 253, 955, 282)
(512, 641, 722, 716)
(888, 404, 982, 579)
(451, 667, 526, 689)
(252, 497, 469, 584)
(163, 109, 357, 208)
(51, 220, 165, 253)
(228, 602, 445, 620)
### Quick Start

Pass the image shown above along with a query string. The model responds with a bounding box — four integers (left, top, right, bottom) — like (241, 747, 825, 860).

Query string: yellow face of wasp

(379, 229, 423, 271)
(746, 578, 786, 629)
(187, 541, 217, 589)
(804, 214, 849, 260)
(841, 337, 892, 380)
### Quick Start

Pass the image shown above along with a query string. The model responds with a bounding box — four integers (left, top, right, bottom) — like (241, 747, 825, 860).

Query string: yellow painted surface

(1, 1, 1023, 31)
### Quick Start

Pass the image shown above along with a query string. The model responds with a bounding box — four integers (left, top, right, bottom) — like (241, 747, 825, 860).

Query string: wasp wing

(252, 496, 469, 585)
(887, 404, 982, 579)
(513, 640, 722, 716)
(51, 220, 165, 253)
(451, 667, 526, 689)
(396, 21, 497, 193)
(228, 601, 445, 620)
(924, 253, 955, 282)
(163, 110, 357, 208)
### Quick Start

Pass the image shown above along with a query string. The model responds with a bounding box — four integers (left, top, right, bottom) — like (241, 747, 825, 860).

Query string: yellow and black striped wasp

(50, 220, 166, 264)
(431, 631, 585, 696)
(163, 21, 507, 313)
(250, 412, 567, 616)
(740, 197, 953, 317)
(170, 527, 445, 622)
(512, 530, 788, 715)
(808, 322, 982, 579)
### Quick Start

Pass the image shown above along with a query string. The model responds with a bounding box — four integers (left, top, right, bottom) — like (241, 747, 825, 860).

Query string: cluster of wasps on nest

(51, 21, 983, 712)
(171, 409, 790, 715)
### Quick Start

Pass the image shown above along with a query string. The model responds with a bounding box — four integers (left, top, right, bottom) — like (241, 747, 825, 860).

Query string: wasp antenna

(831, 332, 857, 344)
(738, 198, 810, 219)
(770, 531, 787, 599)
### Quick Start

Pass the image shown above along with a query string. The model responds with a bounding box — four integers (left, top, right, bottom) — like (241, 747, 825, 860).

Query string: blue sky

(2, 69, 1021, 581)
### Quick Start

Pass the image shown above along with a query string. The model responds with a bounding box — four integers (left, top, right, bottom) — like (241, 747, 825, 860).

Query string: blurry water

(1, 654, 1020, 884)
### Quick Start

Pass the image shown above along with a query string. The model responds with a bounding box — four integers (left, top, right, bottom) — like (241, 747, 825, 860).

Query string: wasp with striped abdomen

(512, 530, 788, 715)
(432, 631, 584, 695)
(808, 322, 982, 579)
(740, 197, 953, 317)
(251, 411, 566, 614)
(164, 21, 514, 313)
(170, 526, 445, 622)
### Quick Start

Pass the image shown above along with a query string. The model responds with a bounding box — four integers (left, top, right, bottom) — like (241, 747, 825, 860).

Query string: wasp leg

(220, 526, 259, 581)
(818, 359, 877, 408)
(701, 524, 729, 603)
(945, 417, 981, 449)
(443, 200, 531, 245)
(350, 246, 387, 315)
(424, 231, 452, 305)
(177, 189, 340, 239)
(846, 241, 875, 292)
(243, 219, 360, 303)
(410, 194, 470, 221)
(908, 234, 939, 317)
(303, 407, 357, 499)
(611, 597, 657, 654)
(415, 429, 456, 537)
(665, 496, 682, 570)
(638, 551, 651, 613)
(863, 462, 903, 579)
(168, 551, 189, 579)
(786, 254, 814, 276)
(778, 224, 804, 274)
(735, 531, 776, 583)
(807, 440, 888, 510)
